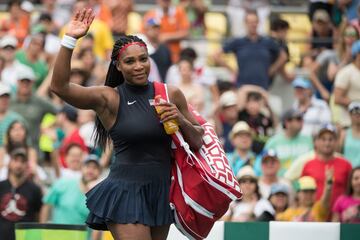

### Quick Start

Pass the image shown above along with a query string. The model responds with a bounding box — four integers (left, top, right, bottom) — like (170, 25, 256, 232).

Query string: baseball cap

(292, 76, 313, 89)
(236, 165, 257, 180)
(282, 109, 303, 122)
(229, 121, 252, 139)
(348, 101, 360, 113)
(20, 1, 34, 13)
(0, 82, 11, 96)
(269, 183, 289, 196)
(316, 123, 337, 137)
(219, 91, 238, 108)
(146, 17, 160, 27)
(59, 104, 78, 123)
(296, 176, 317, 191)
(83, 154, 101, 168)
(17, 65, 36, 81)
(0, 35, 18, 48)
(351, 40, 360, 58)
(261, 149, 278, 162)
(10, 147, 28, 160)
(313, 9, 330, 22)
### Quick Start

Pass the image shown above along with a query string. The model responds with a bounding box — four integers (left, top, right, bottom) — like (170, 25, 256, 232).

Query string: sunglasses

(288, 116, 303, 122)
(344, 31, 358, 37)
(350, 108, 360, 115)
(238, 178, 257, 184)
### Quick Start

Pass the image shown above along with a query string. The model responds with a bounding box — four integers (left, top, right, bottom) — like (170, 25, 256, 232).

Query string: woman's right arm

(50, 9, 114, 113)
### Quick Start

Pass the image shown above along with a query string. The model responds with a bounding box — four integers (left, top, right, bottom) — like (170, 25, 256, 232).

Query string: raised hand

(325, 165, 334, 183)
(65, 8, 95, 39)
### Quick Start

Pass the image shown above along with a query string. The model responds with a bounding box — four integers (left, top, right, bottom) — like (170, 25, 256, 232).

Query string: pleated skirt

(85, 164, 174, 230)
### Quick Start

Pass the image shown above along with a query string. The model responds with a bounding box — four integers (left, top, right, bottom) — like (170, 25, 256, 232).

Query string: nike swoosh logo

(127, 100, 136, 105)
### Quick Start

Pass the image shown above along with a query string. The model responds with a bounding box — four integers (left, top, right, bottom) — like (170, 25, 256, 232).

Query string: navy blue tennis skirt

(85, 164, 174, 230)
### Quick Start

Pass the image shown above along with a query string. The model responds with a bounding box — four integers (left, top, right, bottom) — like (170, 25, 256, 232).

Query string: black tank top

(108, 82, 172, 168)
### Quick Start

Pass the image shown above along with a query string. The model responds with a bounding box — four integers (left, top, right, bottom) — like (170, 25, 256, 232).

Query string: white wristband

(61, 35, 77, 50)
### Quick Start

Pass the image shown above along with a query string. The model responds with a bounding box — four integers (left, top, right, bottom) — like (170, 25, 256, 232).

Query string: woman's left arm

(157, 86, 204, 150)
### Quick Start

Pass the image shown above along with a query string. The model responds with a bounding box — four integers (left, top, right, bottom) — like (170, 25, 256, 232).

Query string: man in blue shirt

(214, 10, 287, 90)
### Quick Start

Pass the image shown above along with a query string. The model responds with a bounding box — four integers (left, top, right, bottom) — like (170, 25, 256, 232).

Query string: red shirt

(301, 156, 352, 207)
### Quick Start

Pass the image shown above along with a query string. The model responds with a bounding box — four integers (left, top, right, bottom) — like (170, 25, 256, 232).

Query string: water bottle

(154, 96, 179, 135)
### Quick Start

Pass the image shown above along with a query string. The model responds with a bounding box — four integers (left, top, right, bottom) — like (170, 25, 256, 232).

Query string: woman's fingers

(73, 10, 81, 21)
(79, 8, 87, 22)
(84, 8, 93, 23)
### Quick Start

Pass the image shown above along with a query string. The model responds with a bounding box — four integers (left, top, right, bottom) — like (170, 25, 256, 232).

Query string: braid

(93, 35, 148, 150)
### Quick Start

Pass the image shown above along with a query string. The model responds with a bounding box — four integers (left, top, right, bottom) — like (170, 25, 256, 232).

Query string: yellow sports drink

(155, 95, 179, 135)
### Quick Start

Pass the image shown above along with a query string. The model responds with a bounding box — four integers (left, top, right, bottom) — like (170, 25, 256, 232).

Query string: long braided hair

(93, 35, 147, 150)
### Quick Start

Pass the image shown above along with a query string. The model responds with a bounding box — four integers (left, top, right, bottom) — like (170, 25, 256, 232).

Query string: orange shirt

(0, 16, 30, 47)
(143, 6, 190, 63)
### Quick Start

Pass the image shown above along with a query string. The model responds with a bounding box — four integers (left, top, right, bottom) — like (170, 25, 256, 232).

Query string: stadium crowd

(0, 0, 360, 239)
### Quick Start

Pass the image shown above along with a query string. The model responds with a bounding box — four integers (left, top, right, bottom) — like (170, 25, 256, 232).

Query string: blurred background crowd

(1, 0, 360, 239)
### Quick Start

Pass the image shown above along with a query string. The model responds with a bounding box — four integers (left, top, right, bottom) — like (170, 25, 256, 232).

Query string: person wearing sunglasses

(264, 109, 313, 177)
(338, 101, 360, 167)
(222, 166, 261, 222)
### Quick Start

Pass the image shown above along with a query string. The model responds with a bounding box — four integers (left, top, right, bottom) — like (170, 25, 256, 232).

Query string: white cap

(0, 35, 18, 48)
(0, 82, 11, 96)
(219, 91, 238, 108)
(17, 65, 36, 81)
(20, 1, 34, 13)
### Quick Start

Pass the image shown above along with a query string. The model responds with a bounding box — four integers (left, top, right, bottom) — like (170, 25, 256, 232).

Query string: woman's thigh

(151, 224, 171, 240)
(107, 223, 152, 240)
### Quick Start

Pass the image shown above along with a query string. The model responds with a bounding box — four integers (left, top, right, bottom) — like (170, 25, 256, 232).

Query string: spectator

(27, 13, 61, 63)
(223, 166, 261, 222)
(56, 104, 88, 168)
(60, 143, 86, 180)
(0, 35, 31, 90)
(0, 0, 31, 47)
(254, 183, 290, 221)
(143, 0, 190, 63)
(177, 58, 206, 114)
(103, 0, 133, 38)
(308, 0, 334, 24)
(138, 18, 172, 83)
(269, 17, 291, 82)
(327, 24, 359, 82)
(78, 109, 98, 155)
(0, 83, 24, 147)
(166, 47, 219, 117)
(215, 91, 239, 153)
(339, 0, 360, 22)
(351, 4, 360, 34)
(15, 33, 49, 89)
(0, 147, 42, 240)
(277, 175, 332, 221)
(215, 10, 287, 90)
(265, 109, 313, 176)
(10, 66, 57, 147)
(310, 9, 334, 54)
(302, 124, 353, 207)
(334, 40, 360, 127)
(292, 76, 331, 136)
(0, 121, 41, 182)
(311, 24, 359, 101)
(40, 154, 101, 224)
(177, 0, 209, 38)
(255, 149, 293, 200)
(284, 133, 343, 182)
(226, 0, 270, 37)
(226, 121, 256, 177)
(338, 101, 360, 167)
(238, 89, 274, 154)
(332, 166, 360, 223)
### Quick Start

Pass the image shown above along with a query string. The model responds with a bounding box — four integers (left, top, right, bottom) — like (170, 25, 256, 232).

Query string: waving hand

(66, 8, 95, 39)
